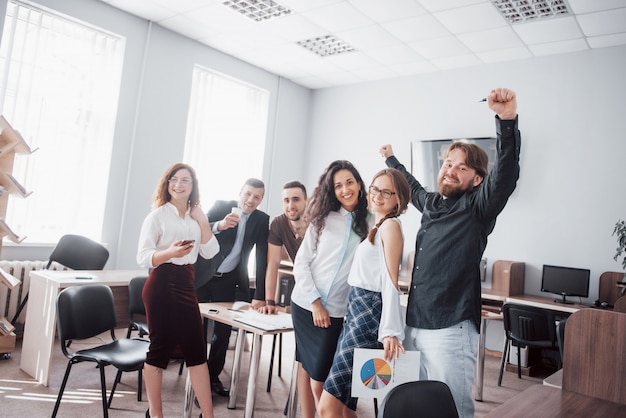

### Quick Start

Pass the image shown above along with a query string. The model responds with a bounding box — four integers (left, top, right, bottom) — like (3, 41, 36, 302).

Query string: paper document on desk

(233, 309, 293, 331)
(351, 348, 420, 398)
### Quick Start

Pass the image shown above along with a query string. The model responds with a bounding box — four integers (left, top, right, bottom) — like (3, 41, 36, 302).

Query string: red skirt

(143, 263, 206, 369)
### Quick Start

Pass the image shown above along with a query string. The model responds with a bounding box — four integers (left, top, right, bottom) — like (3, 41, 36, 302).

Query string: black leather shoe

(211, 379, 230, 397)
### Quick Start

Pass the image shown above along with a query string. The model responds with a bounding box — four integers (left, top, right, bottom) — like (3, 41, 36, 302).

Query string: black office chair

(377, 380, 459, 418)
(497, 303, 560, 386)
(556, 318, 567, 362)
(51, 284, 149, 418)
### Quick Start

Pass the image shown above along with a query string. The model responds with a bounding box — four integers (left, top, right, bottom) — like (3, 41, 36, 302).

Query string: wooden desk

(20, 269, 145, 386)
(484, 384, 626, 417)
(183, 302, 293, 418)
(505, 294, 589, 314)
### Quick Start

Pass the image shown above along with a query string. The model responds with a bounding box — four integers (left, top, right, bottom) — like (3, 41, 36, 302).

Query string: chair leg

(178, 359, 184, 375)
(278, 333, 282, 377)
(99, 365, 109, 418)
(516, 346, 522, 379)
(497, 337, 509, 386)
(138, 368, 143, 401)
(108, 368, 123, 408)
(52, 361, 74, 418)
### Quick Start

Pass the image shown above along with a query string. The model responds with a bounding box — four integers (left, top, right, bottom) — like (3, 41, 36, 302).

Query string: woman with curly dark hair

(290, 160, 369, 418)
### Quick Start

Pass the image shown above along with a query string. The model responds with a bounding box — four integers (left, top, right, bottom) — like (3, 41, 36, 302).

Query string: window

(183, 66, 269, 210)
(0, 1, 124, 243)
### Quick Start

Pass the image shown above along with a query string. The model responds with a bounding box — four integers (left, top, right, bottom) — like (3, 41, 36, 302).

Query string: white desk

(20, 269, 145, 386)
(184, 302, 293, 418)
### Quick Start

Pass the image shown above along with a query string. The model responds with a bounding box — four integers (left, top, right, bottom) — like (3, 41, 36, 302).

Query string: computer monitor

(540, 264, 590, 304)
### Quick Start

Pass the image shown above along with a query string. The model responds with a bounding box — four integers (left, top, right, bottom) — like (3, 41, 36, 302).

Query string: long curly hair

(307, 160, 369, 247)
(153, 163, 201, 209)
(367, 168, 410, 244)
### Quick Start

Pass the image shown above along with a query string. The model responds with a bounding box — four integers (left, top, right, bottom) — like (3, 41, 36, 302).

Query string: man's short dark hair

(283, 181, 307, 199)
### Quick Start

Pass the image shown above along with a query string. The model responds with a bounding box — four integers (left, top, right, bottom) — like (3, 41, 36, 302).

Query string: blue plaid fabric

(323, 286, 383, 410)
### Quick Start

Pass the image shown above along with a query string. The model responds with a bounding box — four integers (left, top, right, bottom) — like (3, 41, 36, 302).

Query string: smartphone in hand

(180, 239, 195, 246)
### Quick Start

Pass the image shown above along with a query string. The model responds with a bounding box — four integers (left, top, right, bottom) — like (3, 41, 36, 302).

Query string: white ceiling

(97, 0, 626, 90)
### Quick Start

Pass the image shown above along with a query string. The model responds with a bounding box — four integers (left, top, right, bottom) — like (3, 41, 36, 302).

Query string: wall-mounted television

(540, 264, 590, 304)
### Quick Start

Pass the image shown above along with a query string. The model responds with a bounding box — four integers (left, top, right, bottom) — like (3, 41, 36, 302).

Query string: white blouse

(137, 202, 219, 268)
(348, 217, 405, 343)
(291, 208, 361, 318)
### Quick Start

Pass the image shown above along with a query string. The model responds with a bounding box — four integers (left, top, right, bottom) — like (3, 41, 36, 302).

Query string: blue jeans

(403, 320, 478, 418)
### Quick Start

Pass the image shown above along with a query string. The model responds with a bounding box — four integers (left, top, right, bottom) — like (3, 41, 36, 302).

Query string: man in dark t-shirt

(258, 180, 308, 314)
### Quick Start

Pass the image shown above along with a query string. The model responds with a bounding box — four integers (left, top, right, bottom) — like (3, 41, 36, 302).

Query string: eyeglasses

(168, 178, 192, 186)
(369, 185, 396, 199)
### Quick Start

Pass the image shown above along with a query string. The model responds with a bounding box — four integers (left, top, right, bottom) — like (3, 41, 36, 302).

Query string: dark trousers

(196, 271, 250, 381)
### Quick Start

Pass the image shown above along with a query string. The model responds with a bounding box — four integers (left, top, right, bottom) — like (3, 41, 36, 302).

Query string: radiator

(0, 260, 65, 325)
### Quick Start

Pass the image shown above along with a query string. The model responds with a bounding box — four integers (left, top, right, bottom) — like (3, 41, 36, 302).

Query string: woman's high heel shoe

(145, 410, 150, 418)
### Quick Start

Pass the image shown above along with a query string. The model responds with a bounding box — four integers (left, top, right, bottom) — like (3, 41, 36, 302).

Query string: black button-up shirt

(387, 116, 521, 331)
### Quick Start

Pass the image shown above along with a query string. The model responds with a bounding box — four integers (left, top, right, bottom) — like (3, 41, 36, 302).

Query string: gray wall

(305, 46, 626, 303)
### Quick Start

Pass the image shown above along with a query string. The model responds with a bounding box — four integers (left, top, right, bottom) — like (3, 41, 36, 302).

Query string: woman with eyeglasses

(290, 160, 370, 418)
(318, 168, 410, 418)
(137, 163, 218, 418)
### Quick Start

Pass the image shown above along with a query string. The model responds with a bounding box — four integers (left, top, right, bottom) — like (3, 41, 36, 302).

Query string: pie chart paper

(351, 348, 421, 398)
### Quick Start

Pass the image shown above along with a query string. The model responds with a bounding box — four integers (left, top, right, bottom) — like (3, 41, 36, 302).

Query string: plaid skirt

(323, 286, 383, 411)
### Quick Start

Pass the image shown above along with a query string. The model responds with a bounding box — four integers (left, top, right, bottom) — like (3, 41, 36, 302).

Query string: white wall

(0, 0, 311, 267)
(305, 46, 626, 303)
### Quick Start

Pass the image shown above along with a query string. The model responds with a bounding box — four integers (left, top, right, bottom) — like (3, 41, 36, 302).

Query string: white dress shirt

(291, 208, 361, 318)
(137, 202, 219, 268)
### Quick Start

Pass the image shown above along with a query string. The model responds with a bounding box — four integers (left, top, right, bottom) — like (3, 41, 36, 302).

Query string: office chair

(11, 234, 109, 327)
(377, 380, 459, 418)
(613, 295, 626, 313)
(125, 276, 185, 401)
(498, 303, 560, 386)
(556, 318, 567, 361)
(51, 284, 149, 418)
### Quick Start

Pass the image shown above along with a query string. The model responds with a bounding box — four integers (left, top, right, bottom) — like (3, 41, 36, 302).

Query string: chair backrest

(128, 276, 148, 317)
(56, 285, 117, 355)
(614, 295, 626, 313)
(47, 234, 110, 270)
(377, 380, 459, 418)
(556, 318, 567, 361)
(598, 271, 624, 306)
(502, 303, 558, 349)
(562, 309, 626, 405)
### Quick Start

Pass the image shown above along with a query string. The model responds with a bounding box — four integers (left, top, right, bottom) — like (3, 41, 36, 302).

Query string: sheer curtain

(184, 66, 269, 210)
(0, 1, 124, 243)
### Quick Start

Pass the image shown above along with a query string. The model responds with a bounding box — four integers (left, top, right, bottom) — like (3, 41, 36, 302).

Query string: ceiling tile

(576, 8, 626, 37)
(351, 66, 401, 81)
(430, 53, 483, 70)
(587, 32, 626, 48)
(264, 14, 328, 42)
(325, 50, 384, 71)
(409, 36, 471, 59)
(567, 0, 626, 14)
(528, 38, 589, 56)
(338, 24, 401, 50)
(476, 47, 533, 63)
(301, 2, 374, 32)
(417, 0, 488, 13)
(513, 16, 583, 45)
(350, 0, 427, 22)
(433, 2, 507, 34)
(381, 14, 451, 42)
(364, 44, 426, 65)
(389, 60, 439, 75)
(458, 27, 523, 52)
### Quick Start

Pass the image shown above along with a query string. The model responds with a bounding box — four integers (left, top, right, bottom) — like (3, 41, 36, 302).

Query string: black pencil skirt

(143, 263, 206, 369)
(291, 301, 344, 382)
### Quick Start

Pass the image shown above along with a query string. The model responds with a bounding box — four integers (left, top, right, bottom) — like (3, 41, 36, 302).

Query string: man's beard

(438, 178, 469, 199)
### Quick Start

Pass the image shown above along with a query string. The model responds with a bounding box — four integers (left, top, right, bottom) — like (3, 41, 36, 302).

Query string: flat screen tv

(540, 264, 590, 304)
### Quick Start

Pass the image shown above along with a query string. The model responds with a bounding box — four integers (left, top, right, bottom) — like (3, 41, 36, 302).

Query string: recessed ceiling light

(490, 0, 570, 24)
(222, 0, 291, 22)
(297, 35, 355, 57)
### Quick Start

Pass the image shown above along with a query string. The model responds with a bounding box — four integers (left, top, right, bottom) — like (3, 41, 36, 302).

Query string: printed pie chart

(360, 357, 392, 389)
